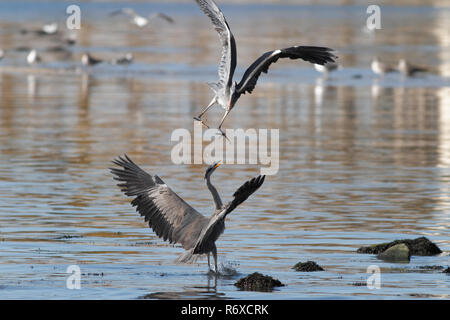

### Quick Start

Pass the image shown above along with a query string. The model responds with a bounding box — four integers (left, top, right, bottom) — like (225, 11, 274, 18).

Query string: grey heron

(110, 155, 265, 273)
(192, 0, 337, 138)
(110, 8, 174, 27)
(371, 57, 396, 76)
(397, 59, 428, 77)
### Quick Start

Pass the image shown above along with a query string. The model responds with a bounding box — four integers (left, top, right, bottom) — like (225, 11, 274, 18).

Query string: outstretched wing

(110, 155, 208, 250)
(195, 0, 237, 90)
(193, 175, 266, 254)
(236, 46, 336, 95)
(223, 175, 266, 216)
(110, 8, 137, 17)
(149, 12, 175, 24)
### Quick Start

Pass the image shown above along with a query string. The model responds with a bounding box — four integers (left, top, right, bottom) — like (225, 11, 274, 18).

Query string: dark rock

(234, 272, 284, 292)
(416, 265, 444, 271)
(357, 237, 441, 256)
(377, 243, 410, 263)
(292, 261, 324, 272)
(443, 267, 450, 274)
(351, 282, 366, 286)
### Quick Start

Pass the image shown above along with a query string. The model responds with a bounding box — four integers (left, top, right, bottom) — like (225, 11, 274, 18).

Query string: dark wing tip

(111, 154, 135, 168)
(253, 174, 266, 190)
(225, 174, 266, 215)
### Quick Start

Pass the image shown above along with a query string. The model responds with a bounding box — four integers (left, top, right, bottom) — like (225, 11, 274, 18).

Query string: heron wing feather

(195, 0, 236, 89)
(110, 155, 208, 250)
(236, 46, 336, 95)
(193, 175, 265, 254)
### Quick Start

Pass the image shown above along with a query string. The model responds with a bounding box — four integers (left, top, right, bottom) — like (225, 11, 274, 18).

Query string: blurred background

(0, 0, 449, 299)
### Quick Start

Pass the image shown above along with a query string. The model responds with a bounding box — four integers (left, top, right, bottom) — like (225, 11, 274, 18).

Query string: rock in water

(357, 237, 441, 256)
(377, 243, 411, 262)
(234, 272, 284, 292)
(292, 261, 324, 272)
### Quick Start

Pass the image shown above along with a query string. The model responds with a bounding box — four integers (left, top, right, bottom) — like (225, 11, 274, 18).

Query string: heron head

(204, 161, 221, 179)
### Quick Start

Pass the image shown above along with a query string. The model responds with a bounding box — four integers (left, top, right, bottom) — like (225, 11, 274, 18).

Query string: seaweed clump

(234, 272, 284, 292)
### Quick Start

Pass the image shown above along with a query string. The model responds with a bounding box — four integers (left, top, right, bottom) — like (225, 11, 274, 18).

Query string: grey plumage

(110, 155, 265, 272)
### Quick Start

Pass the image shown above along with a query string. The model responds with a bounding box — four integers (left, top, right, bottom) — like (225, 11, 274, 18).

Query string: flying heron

(110, 155, 265, 273)
(192, 0, 337, 138)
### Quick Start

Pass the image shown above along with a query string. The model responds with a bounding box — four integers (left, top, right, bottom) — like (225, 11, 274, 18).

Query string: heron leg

(217, 109, 231, 142)
(207, 253, 211, 271)
(212, 246, 218, 274)
(194, 97, 216, 127)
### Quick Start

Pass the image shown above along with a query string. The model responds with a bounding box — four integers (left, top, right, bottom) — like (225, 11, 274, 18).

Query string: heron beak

(213, 162, 221, 169)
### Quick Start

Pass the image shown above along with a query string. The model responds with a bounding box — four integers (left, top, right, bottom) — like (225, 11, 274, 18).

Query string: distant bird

(14, 46, 32, 52)
(27, 49, 41, 65)
(81, 53, 103, 66)
(21, 22, 59, 36)
(62, 33, 77, 46)
(45, 46, 70, 53)
(110, 8, 174, 27)
(397, 59, 428, 77)
(110, 155, 265, 273)
(192, 0, 336, 138)
(314, 61, 339, 75)
(40, 22, 59, 35)
(371, 57, 396, 76)
(111, 53, 134, 65)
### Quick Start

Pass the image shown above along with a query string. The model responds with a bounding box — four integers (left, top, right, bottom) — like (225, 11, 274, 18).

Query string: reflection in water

(0, 1, 449, 299)
(26, 74, 36, 100)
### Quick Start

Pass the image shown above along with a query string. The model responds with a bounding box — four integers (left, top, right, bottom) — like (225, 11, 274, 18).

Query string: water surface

(0, 1, 449, 299)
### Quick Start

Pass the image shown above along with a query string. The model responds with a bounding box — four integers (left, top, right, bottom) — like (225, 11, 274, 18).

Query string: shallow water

(0, 1, 450, 299)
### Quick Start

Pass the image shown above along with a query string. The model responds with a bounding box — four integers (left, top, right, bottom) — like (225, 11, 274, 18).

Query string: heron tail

(175, 249, 200, 264)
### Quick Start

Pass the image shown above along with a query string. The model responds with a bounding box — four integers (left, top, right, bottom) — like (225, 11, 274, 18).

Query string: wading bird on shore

(110, 8, 174, 27)
(371, 57, 396, 76)
(110, 155, 265, 273)
(81, 53, 103, 66)
(20, 22, 59, 36)
(111, 53, 134, 65)
(192, 0, 336, 138)
(27, 49, 41, 65)
(397, 59, 428, 77)
(314, 61, 339, 76)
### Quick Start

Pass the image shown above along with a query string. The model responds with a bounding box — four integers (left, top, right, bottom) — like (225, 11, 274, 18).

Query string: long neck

(206, 174, 222, 210)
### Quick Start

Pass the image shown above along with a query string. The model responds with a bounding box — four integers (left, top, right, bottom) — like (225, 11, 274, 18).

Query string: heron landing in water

(192, 0, 337, 139)
(110, 155, 265, 273)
